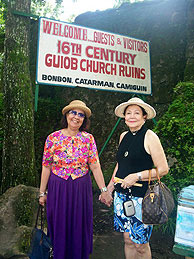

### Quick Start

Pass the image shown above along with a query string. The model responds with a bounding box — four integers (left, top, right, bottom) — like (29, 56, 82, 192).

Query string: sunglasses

(68, 110, 85, 118)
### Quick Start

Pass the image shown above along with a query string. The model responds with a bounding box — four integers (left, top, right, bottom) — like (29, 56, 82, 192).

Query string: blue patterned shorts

(114, 191, 153, 244)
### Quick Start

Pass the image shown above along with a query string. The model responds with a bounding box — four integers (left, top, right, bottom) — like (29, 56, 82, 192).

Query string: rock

(0, 185, 39, 258)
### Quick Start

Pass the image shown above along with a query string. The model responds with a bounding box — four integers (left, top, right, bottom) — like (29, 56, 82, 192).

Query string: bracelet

(100, 187, 108, 193)
(39, 191, 47, 197)
(39, 193, 46, 197)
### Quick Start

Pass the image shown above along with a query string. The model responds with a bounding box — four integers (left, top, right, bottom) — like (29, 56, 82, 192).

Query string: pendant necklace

(131, 130, 138, 135)
(124, 130, 138, 158)
(124, 151, 128, 157)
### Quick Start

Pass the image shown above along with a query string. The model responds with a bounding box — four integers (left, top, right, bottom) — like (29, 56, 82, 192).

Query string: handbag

(142, 169, 174, 225)
(28, 205, 53, 259)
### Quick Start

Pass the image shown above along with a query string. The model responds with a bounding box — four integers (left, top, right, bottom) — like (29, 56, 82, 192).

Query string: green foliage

(0, 0, 6, 53)
(154, 82, 194, 190)
(153, 81, 194, 234)
(0, 0, 6, 29)
(67, 14, 76, 23)
(31, 0, 64, 19)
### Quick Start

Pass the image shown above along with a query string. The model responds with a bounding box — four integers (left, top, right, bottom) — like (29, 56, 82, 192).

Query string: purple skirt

(46, 172, 93, 259)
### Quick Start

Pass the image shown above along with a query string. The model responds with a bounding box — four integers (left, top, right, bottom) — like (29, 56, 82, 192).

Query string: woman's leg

(123, 233, 152, 259)
(123, 232, 136, 259)
(134, 242, 151, 259)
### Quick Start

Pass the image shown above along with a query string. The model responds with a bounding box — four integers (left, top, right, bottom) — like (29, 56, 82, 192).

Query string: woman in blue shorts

(107, 97, 169, 259)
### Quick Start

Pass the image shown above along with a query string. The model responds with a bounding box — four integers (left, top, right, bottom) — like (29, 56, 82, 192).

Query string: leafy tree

(154, 81, 194, 234)
(31, 0, 64, 19)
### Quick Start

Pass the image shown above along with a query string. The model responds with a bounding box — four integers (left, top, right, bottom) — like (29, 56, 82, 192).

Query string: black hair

(60, 112, 90, 131)
(123, 105, 147, 117)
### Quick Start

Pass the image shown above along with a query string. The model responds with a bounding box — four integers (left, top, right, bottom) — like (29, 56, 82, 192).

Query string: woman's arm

(143, 129, 169, 179)
(99, 132, 125, 197)
(107, 131, 128, 192)
(39, 165, 51, 206)
(107, 163, 118, 194)
(89, 162, 113, 207)
(121, 130, 169, 188)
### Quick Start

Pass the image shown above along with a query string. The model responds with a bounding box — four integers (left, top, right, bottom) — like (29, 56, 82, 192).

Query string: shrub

(154, 81, 194, 234)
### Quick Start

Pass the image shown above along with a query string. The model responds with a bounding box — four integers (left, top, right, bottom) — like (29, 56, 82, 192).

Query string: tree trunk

(1, 0, 36, 193)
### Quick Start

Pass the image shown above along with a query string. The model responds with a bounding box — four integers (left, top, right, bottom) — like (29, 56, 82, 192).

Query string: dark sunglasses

(68, 110, 85, 118)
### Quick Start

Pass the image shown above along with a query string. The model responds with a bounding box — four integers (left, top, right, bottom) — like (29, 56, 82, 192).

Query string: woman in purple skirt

(39, 100, 112, 259)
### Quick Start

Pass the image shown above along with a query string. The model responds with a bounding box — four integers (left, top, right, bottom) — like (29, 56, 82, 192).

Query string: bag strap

(34, 205, 49, 244)
(34, 204, 41, 228)
(40, 205, 44, 230)
(156, 168, 161, 183)
(148, 168, 161, 184)
(148, 169, 152, 184)
(34, 204, 46, 230)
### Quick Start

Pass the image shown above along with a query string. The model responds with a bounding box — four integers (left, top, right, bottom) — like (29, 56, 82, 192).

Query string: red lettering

(45, 54, 52, 67)
(93, 47, 100, 59)
(53, 23, 59, 35)
(80, 59, 86, 71)
(61, 42, 70, 54)
(71, 58, 78, 70)
(141, 68, 145, 79)
(119, 65, 125, 76)
(85, 46, 93, 58)
(130, 54, 136, 65)
(43, 20, 52, 34)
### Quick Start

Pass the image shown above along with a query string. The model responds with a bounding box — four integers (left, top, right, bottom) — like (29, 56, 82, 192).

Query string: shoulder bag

(28, 205, 53, 259)
(142, 169, 174, 225)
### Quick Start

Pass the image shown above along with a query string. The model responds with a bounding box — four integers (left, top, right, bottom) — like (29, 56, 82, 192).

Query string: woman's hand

(39, 166, 51, 206)
(121, 174, 138, 189)
(99, 191, 113, 207)
(39, 195, 47, 206)
(107, 181, 115, 195)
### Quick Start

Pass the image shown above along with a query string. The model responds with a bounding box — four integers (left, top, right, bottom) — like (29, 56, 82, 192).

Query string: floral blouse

(42, 130, 99, 180)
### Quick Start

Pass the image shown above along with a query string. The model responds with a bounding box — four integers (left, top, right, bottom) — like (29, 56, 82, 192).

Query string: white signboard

(36, 17, 152, 95)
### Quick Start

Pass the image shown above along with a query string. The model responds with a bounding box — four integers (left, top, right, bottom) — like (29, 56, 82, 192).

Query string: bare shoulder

(146, 129, 160, 141)
(119, 131, 128, 143)
(145, 129, 162, 149)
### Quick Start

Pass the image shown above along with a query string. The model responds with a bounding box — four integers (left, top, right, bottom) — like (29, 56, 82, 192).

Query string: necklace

(131, 130, 138, 135)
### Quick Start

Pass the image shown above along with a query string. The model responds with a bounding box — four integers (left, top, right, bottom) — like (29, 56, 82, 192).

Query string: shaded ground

(91, 192, 184, 259)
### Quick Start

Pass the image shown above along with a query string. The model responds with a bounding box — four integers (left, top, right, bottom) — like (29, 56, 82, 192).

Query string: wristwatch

(100, 187, 108, 193)
(136, 172, 142, 181)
